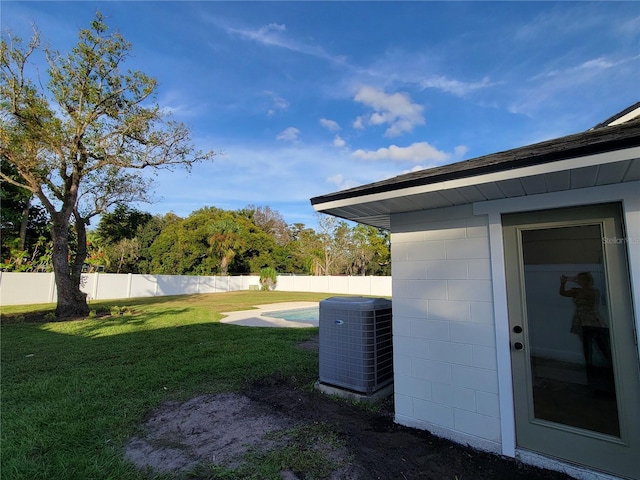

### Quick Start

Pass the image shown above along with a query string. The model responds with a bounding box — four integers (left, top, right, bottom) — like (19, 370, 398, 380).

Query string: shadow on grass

(1, 308, 319, 480)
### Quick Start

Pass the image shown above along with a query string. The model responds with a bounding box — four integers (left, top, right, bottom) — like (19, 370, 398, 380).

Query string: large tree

(0, 13, 214, 317)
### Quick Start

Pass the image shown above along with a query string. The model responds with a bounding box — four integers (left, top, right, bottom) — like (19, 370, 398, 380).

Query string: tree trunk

(220, 255, 229, 276)
(72, 211, 89, 288)
(51, 219, 88, 318)
(18, 196, 31, 251)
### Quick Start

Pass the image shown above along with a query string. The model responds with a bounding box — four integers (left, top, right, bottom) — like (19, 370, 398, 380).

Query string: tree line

(2, 201, 391, 277)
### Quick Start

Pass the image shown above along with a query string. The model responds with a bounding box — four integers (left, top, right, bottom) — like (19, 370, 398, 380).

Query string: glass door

(503, 204, 640, 479)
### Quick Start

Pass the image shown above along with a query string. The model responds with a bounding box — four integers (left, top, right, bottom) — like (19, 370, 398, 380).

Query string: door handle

(514, 342, 524, 350)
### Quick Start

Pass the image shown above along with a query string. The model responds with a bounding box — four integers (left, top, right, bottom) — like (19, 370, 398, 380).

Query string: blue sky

(3, 1, 639, 228)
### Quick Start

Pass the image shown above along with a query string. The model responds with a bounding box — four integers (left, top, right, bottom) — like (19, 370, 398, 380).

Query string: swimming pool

(263, 306, 319, 324)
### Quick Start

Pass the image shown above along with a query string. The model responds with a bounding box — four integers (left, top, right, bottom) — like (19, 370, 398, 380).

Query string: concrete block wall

(390, 204, 501, 453)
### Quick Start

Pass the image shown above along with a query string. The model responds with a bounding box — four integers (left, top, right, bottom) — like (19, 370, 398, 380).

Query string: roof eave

(311, 119, 640, 208)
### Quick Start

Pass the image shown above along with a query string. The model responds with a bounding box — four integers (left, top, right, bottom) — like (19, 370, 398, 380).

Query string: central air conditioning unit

(319, 296, 393, 395)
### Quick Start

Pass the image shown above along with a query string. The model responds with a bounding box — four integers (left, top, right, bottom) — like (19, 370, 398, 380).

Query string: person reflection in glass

(559, 272, 613, 393)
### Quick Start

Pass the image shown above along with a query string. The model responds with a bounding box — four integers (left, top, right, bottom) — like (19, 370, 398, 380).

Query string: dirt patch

(125, 374, 573, 480)
(124, 393, 294, 472)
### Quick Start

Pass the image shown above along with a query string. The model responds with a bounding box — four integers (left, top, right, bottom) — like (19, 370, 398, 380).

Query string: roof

(311, 106, 640, 229)
(592, 101, 640, 129)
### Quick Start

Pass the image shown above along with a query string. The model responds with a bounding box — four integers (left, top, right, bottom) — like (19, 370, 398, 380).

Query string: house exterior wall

(388, 181, 640, 477)
(390, 203, 502, 453)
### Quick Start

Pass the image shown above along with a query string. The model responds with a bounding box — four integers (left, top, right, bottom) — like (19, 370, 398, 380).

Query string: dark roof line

(591, 101, 640, 130)
(311, 117, 640, 206)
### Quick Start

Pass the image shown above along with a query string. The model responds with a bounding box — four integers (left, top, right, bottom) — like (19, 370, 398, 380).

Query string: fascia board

(313, 146, 640, 213)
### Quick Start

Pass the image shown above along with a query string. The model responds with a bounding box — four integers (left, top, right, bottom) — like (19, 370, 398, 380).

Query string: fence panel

(0, 273, 392, 305)
(155, 275, 197, 296)
(92, 273, 130, 300)
(308, 276, 328, 294)
(196, 276, 215, 294)
(370, 276, 392, 296)
(0, 272, 56, 305)
(129, 275, 158, 299)
(346, 276, 370, 295)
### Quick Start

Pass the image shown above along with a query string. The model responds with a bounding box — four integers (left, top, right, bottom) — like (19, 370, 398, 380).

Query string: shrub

(110, 306, 132, 316)
(259, 267, 277, 291)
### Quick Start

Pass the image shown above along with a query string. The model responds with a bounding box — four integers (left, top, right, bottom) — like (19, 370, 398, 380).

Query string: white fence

(0, 272, 392, 306)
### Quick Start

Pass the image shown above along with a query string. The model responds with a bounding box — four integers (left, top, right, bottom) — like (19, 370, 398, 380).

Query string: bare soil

(125, 340, 573, 480)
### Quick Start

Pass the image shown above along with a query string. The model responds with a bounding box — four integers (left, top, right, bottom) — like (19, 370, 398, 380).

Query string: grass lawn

(1, 291, 329, 480)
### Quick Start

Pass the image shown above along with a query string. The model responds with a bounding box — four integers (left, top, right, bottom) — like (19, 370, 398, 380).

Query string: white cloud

(398, 165, 431, 175)
(327, 174, 358, 191)
(158, 90, 207, 118)
(320, 118, 340, 131)
(353, 85, 425, 137)
(617, 14, 640, 37)
(352, 142, 450, 164)
(276, 127, 300, 142)
(228, 22, 287, 46)
(225, 23, 346, 64)
(532, 55, 621, 82)
(333, 135, 346, 148)
(420, 75, 494, 96)
(578, 57, 616, 71)
(264, 91, 289, 116)
(454, 145, 469, 158)
(353, 116, 365, 130)
(510, 54, 639, 116)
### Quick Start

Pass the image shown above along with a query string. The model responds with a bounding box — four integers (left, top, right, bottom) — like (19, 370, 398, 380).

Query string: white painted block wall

(390, 204, 501, 453)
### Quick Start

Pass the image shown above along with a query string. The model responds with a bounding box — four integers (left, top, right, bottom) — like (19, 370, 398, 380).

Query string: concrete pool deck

(219, 302, 319, 328)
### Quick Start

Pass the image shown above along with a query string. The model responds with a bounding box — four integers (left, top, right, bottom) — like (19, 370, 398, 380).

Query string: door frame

(474, 182, 640, 473)
(502, 203, 639, 477)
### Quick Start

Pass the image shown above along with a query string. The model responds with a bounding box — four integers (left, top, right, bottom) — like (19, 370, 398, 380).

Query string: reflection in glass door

(521, 225, 619, 437)
(503, 204, 640, 479)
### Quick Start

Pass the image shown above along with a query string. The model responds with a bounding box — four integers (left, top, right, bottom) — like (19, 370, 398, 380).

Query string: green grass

(1, 291, 329, 480)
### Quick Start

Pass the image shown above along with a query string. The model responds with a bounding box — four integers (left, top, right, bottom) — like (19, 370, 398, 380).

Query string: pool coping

(219, 302, 319, 328)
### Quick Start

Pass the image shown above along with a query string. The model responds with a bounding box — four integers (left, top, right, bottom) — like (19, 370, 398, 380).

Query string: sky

(2, 1, 639, 229)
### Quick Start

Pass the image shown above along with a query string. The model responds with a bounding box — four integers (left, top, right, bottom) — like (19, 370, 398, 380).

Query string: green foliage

(0, 160, 52, 269)
(0, 234, 53, 272)
(143, 207, 280, 276)
(135, 214, 177, 274)
(259, 266, 278, 291)
(350, 225, 391, 276)
(96, 204, 152, 245)
(109, 306, 132, 316)
(88, 205, 152, 273)
(85, 206, 391, 277)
